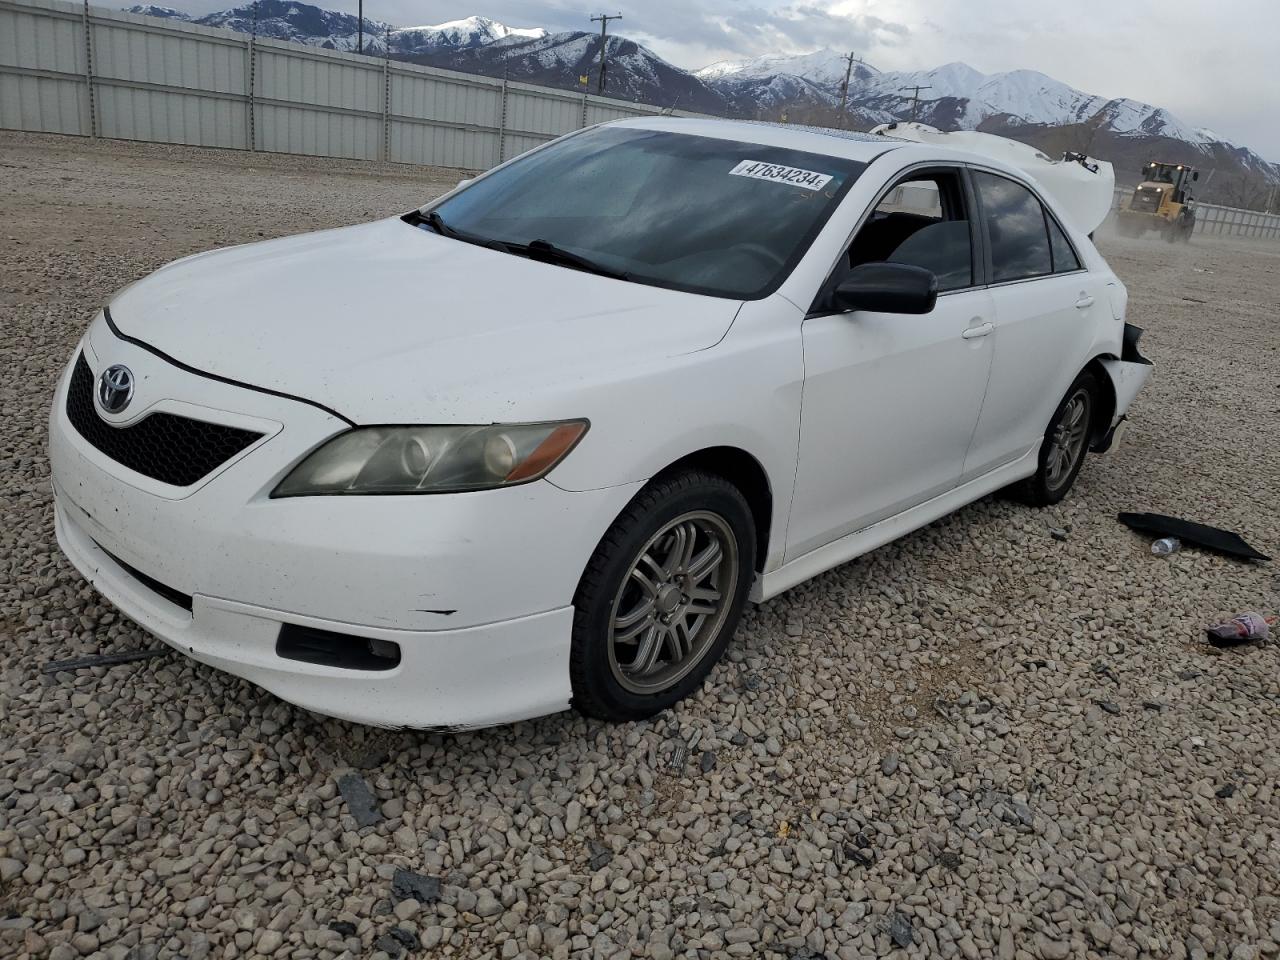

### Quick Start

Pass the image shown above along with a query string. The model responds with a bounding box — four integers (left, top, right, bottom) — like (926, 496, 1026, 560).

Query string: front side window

(428, 126, 865, 300)
(843, 170, 973, 292)
(974, 171, 1053, 283)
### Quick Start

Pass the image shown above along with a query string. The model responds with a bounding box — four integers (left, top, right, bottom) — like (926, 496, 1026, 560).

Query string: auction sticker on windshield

(729, 160, 834, 191)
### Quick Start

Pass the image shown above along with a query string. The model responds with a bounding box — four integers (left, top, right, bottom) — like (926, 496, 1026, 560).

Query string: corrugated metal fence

(1110, 185, 1280, 241)
(0, 0, 697, 169)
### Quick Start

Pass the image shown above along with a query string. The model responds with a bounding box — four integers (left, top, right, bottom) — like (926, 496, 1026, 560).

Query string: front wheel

(1009, 371, 1099, 506)
(570, 470, 755, 722)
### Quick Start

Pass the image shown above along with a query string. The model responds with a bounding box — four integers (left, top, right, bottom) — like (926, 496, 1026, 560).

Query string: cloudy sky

(161, 0, 1279, 159)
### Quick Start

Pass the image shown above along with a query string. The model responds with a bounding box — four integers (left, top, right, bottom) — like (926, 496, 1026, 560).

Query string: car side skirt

(753, 445, 1038, 601)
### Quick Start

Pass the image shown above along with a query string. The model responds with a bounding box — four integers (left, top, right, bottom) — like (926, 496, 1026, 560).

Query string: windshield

(426, 126, 866, 299)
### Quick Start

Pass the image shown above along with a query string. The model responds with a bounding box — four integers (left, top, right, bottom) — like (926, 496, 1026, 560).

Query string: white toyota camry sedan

(49, 117, 1152, 728)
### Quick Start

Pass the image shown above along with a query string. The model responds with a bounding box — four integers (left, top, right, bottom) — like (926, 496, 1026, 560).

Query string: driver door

(785, 167, 995, 561)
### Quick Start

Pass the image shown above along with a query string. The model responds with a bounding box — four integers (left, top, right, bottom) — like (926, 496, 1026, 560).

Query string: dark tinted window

(846, 173, 972, 292)
(1047, 215, 1081, 273)
(429, 127, 864, 300)
(975, 172, 1052, 282)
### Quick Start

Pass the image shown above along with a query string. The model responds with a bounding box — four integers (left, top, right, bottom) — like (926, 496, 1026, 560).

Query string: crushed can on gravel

(1204, 612, 1275, 647)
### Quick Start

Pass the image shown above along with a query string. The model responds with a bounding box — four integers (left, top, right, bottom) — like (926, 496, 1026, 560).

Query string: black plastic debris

(42, 648, 169, 674)
(888, 912, 915, 948)
(328, 921, 357, 937)
(1118, 512, 1270, 561)
(391, 868, 441, 904)
(700, 750, 717, 774)
(1215, 784, 1236, 799)
(336, 773, 382, 828)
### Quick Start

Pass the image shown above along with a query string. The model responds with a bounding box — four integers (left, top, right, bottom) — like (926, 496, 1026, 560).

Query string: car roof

(608, 116, 909, 163)
(605, 116, 1054, 199)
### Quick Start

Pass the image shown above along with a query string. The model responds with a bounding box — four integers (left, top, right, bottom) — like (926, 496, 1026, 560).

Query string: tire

(570, 469, 755, 722)
(1009, 370, 1099, 507)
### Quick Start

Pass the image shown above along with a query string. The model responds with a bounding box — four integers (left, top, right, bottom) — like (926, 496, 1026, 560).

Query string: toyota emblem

(97, 364, 135, 414)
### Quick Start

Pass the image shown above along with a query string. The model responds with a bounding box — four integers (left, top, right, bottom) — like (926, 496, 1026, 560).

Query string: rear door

(786, 166, 995, 561)
(961, 170, 1101, 481)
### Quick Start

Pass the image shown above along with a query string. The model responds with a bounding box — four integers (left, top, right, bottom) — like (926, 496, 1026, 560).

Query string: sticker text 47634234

(729, 160, 834, 192)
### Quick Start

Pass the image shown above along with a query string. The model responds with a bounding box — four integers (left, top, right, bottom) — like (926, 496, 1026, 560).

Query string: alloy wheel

(1045, 388, 1091, 491)
(607, 510, 739, 695)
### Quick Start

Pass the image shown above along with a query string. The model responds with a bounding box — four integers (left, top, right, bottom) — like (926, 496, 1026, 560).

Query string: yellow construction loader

(1116, 161, 1198, 241)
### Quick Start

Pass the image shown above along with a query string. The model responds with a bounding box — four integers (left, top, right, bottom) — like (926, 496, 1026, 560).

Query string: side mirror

(1192, 171, 1199, 181)
(456, 178, 474, 189)
(830, 262, 938, 315)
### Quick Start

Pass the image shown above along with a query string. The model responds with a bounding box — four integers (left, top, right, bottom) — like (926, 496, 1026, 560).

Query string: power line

(590, 13, 622, 94)
(903, 84, 932, 123)
(837, 51, 862, 128)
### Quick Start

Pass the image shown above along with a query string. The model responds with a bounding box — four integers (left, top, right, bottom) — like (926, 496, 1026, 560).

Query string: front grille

(1130, 188, 1161, 213)
(66, 353, 263, 486)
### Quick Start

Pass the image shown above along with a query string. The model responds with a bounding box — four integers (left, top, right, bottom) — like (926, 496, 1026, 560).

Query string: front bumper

(55, 495, 577, 727)
(49, 316, 643, 727)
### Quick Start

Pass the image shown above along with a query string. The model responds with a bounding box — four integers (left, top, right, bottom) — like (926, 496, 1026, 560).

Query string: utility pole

(837, 51, 861, 128)
(357, 0, 363, 54)
(904, 83, 931, 123)
(590, 13, 622, 94)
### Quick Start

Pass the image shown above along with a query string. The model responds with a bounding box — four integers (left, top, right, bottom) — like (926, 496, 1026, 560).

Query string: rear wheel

(570, 470, 755, 722)
(1009, 371, 1099, 507)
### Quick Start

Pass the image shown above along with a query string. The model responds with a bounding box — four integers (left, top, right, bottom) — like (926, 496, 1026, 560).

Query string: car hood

(110, 218, 741, 424)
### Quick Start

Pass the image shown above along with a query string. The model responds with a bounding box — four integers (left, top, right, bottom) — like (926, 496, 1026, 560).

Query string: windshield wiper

(418, 210, 459, 239)
(505, 238, 632, 281)
(411, 210, 510, 253)
(410, 214, 629, 281)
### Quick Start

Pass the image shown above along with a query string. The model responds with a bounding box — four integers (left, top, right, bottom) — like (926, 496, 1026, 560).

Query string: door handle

(1075, 295, 1095, 310)
(961, 321, 993, 339)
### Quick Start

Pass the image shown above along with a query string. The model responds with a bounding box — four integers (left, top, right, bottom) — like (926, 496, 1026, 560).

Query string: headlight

(272, 421, 588, 497)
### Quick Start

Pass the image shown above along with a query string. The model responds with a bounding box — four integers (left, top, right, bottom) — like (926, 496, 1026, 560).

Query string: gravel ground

(1, 131, 1279, 960)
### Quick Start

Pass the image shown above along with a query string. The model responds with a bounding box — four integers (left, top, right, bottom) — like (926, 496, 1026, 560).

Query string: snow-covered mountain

(408, 31, 727, 114)
(119, 2, 1277, 189)
(157, 2, 543, 57)
(389, 16, 545, 54)
(125, 5, 190, 18)
(698, 49, 879, 90)
(698, 50, 1277, 183)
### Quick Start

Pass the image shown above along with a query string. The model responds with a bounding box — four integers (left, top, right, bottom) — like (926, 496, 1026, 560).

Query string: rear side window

(1047, 215, 1082, 273)
(974, 172, 1052, 282)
